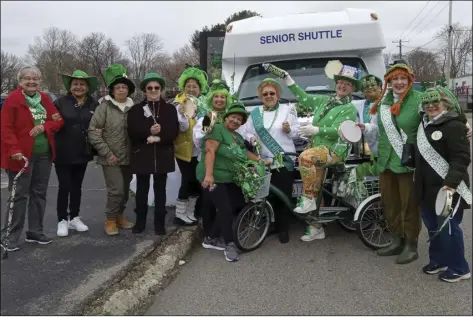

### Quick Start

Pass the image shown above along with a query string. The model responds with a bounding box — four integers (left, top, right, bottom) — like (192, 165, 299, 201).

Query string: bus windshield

(237, 57, 368, 106)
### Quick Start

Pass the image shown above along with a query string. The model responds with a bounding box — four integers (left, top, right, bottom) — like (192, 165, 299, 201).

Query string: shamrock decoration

(233, 159, 266, 201)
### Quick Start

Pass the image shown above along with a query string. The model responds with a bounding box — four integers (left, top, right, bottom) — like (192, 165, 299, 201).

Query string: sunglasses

(263, 92, 276, 97)
(147, 86, 161, 91)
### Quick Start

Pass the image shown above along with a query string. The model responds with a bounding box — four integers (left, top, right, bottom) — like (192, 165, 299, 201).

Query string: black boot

(132, 207, 147, 234)
(376, 235, 405, 256)
(278, 231, 290, 244)
(396, 240, 419, 264)
(154, 209, 166, 236)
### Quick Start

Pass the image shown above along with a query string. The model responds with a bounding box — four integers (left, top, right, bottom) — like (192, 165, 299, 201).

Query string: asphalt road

(0, 162, 177, 316)
(146, 115, 473, 316)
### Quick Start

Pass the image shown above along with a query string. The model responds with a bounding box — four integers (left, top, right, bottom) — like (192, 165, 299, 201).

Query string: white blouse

(238, 104, 300, 161)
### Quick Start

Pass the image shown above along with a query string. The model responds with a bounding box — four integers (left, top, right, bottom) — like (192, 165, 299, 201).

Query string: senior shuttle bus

(221, 9, 386, 105)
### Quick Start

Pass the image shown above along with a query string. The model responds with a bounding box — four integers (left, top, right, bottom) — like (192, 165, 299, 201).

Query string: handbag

(392, 113, 415, 168)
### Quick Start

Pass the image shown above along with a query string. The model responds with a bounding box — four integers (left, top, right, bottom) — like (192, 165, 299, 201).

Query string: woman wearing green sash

(238, 78, 299, 243)
(196, 102, 266, 262)
(414, 88, 471, 283)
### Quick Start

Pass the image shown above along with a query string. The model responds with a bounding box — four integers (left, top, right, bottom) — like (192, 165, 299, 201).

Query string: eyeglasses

(22, 77, 40, 82)
(263, 92, 276, 97)
(147, 86, 161, 91)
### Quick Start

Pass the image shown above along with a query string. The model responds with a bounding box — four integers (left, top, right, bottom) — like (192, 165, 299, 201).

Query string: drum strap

(380, 105, 408, 162)
(417, 123, 472, 206)
(251, 107, 293, 172)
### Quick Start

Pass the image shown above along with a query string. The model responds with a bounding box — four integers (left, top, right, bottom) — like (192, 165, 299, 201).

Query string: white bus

(222, 8, 386, 110)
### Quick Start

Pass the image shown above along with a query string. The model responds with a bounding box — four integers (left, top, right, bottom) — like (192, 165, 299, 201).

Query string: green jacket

(88, 99, 133, 166)
(376, 88, 421, 174)
(288, 83, 358, 160)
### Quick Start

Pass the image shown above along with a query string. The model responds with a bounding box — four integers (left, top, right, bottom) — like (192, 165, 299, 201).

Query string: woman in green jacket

(265, 63, 359, 241)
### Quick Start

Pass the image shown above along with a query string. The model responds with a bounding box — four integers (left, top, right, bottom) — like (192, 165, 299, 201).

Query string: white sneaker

(57, 220, 69, 237)
(69, 217, 89, 232)
(294, 197, 317, 214)
(300, 225, 325, 242)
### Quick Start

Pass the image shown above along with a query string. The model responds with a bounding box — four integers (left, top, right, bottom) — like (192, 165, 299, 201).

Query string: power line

(392, 39, 410, 59)
(400, 1, 432, 39)
(403, 1, 441, 40)
(407, 2, 449, 42)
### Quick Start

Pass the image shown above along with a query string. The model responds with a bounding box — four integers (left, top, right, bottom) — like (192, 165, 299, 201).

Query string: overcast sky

(1, 1, 472, 58)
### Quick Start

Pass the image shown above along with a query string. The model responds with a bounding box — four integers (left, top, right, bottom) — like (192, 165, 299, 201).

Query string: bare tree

(159, 44, 200, 89)
(435, 24, 472, 78)
(76, 33, 126, 85)
(125, 33, 165, 81)
(27, 27, 78, 93)
(406, 49, 441, 81)
(0, 50, 21, 94)
(383, 52, 400, 66)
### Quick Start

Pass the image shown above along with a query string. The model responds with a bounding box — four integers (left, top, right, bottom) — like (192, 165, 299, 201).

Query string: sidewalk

(0, 163, 178, 315)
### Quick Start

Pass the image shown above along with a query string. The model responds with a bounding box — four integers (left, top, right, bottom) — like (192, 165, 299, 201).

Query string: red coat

(1, 88, 64, 172)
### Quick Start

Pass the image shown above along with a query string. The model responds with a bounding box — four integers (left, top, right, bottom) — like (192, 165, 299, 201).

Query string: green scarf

(23, 91, 49, 153)
(215, 110, 226, 124)
(319, 94, 352, 119)
(23, 91, 47, 115)
(263, 102, 279, 112)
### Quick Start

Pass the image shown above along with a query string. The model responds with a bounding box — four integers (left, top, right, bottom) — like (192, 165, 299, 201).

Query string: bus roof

(222, 8, 386, 60)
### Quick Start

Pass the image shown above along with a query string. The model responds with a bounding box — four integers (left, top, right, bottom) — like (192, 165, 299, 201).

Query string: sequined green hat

(206, 79, 232, 110)
(178, 66, 209, 95)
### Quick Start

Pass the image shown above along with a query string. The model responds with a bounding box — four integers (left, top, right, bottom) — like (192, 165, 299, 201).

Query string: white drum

(435, 188, 453, 217)
(338, 120, 362, 143)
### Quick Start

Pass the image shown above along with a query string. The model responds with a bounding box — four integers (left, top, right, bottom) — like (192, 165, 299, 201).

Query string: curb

(79, 226, 200, 316)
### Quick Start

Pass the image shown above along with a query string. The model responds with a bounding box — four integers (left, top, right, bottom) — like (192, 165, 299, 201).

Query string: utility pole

(446, 0, 453, 89)
(393, 39, 409, 59)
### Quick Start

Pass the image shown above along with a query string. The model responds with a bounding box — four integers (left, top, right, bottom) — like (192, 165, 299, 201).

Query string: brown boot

(116, 215, 134, 229)
(395, 241, 419, 264)
(104, 220, 119, 236)
(376, 235, 405, 256)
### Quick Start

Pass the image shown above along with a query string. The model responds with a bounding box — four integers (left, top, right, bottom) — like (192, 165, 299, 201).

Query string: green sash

(251, 107, 294, 172)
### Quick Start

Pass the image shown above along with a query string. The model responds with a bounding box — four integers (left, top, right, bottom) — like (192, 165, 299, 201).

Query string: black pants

(270, 168, 293, 233)
(176, 157, 200, 200)
(135, 173, 167, 229)
(55, 163, 88, 222)
(202, 183, 245, 244)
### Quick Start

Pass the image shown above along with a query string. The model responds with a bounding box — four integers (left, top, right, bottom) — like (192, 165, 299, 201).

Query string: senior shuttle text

(260, 30, 343, 44)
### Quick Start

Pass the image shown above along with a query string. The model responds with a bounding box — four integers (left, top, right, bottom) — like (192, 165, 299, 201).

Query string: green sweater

(196, 123, 247, 183)
(288, 83, 358, 160)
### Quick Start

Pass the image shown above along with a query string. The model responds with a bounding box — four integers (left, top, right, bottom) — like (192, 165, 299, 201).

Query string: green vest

(376, 89, 421, 173)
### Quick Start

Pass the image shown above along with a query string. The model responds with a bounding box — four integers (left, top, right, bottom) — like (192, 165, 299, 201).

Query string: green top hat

(178, 66, 208, 95)
(257, 78, 281, 94)
(360, 75, 382, 90)
(333, 65, 361, 92)
(224, 100, 248, 124)
(140, 73, 166, 92)
(62, 70, 98, 94)
(104, 64, 135, 96)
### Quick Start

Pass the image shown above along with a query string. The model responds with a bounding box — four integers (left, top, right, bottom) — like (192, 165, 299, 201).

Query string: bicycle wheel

(232, 200, 272, 252)
(356, 195, 393, 250)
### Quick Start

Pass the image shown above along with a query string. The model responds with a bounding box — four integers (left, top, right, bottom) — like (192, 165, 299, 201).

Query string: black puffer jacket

(54, 95, 98, 164)
(414, 111, 471, 210)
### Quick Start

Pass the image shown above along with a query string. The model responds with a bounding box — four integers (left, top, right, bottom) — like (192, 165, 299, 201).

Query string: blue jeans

(421, 208, 470, 275)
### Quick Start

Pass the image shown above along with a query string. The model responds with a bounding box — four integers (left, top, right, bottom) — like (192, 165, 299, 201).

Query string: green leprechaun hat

(223, 100, 248, 124)
(104, 64, 135, 96)
(62, 70, 98, 94)
(140, 72, 166, 92)
(333, 65, 362, 92)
